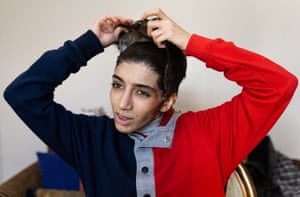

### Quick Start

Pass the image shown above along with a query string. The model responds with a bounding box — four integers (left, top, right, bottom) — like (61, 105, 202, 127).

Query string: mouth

(114, 112, 134, 126)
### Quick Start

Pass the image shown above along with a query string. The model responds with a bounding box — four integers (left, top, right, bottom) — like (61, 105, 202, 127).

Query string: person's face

(110, 61, 167, 134)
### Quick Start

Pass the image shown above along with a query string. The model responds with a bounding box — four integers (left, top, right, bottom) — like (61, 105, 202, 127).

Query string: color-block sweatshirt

(4, 30, 298, 197)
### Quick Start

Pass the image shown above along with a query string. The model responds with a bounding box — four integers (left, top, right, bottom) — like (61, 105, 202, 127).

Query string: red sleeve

(185, 34, 298, 180)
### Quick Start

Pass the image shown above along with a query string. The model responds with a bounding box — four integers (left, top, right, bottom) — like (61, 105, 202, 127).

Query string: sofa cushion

(27, 188, 85, 197)
(37, 152, 80, 190)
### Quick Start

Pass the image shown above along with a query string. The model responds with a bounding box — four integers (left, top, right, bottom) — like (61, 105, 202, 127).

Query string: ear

(160, 93, 177, 113)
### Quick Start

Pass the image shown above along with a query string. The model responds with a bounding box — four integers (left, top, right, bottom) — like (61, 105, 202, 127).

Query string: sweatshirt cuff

(185, 34, 213, 62)
(73, 30, 104, 62)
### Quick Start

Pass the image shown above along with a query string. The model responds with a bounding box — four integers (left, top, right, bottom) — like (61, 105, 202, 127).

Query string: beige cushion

(35, 188, 85, 197)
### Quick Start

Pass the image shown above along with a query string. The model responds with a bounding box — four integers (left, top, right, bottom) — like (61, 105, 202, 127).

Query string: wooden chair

(226, 163, 257, 197)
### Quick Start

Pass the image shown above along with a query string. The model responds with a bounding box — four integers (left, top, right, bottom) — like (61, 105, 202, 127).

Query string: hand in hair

(92, 16, 133, 48)
(141, 8, 191, 50)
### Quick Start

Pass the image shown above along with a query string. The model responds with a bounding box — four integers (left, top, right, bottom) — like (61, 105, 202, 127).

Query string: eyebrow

(112, 74, 157, 92)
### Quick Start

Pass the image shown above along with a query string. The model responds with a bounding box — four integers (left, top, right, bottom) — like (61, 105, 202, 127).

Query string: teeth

(119, 114, 129, 120)
(120, 116, 127, 120)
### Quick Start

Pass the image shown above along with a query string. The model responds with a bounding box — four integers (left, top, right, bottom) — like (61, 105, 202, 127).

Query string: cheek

(110, 89, 118, 108)
(135, 99, 162, 117)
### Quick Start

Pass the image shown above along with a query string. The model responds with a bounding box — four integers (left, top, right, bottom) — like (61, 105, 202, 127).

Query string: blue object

(37, 152, 80, 190)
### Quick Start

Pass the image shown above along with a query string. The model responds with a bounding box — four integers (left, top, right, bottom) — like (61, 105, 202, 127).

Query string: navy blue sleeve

(3, 31, 139, 197)
(3, 30, 105, 165)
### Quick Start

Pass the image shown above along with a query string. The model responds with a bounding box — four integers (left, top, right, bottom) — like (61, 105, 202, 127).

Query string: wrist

(181, 32, 192, 51)
(74, 30, 104, 61)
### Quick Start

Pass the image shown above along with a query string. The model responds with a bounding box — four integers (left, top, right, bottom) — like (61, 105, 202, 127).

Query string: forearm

(185, 34, 297, 107)
(4, 30, 103, 110)
(185, 34, 298, 177)
(3, 30, 104, 158)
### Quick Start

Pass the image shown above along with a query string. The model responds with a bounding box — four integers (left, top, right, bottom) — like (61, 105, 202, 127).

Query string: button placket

(129, 113, 180, 197)
(134, 143, 155, 197)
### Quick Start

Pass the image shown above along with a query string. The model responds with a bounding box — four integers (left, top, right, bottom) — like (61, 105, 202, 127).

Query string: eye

(111, 82, 122, 89)
(137, 90, 150, 97)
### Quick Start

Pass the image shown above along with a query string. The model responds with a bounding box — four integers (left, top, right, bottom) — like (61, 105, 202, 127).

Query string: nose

(119, 90, 133, 110)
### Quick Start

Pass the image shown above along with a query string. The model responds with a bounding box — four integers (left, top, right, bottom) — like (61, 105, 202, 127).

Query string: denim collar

(129, 112, 180, 148)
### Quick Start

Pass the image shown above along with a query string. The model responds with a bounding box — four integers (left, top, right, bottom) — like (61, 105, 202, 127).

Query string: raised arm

(3, 15, 132, 166)
(185, 34, 298, 179)
(142, 8, 298, 181)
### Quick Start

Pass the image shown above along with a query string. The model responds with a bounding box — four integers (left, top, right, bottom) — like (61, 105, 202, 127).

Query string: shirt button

(164, 135, 170, 142)
(143, 194, 151, 197)
(141, 166, 149, 174)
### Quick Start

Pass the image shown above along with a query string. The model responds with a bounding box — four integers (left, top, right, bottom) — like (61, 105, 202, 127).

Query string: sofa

(0, 152, 85, 197)
(0, 161, 250, 197)
(1, 135, 300, 197)
(0, 162, 41, 197)
(0, 159, 299, 197)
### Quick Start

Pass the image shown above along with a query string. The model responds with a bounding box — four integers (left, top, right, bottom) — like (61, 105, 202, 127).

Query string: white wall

(1, 0, 299, 183)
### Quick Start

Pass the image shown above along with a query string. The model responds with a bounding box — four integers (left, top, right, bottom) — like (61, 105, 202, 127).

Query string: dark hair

(115, 20, 187, 97)
(116, 41, 186, 97)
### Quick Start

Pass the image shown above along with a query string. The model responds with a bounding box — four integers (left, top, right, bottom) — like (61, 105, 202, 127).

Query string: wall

(1, 0, 299, 183)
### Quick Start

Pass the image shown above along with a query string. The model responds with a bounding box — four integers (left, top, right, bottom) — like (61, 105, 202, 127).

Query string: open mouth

(115, 112, 134, 126)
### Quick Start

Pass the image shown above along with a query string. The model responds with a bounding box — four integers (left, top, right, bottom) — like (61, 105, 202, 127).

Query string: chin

(115, 123, 135, 134)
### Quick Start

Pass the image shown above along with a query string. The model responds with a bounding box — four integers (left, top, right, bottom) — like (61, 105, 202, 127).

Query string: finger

(111, 16, 133, 26)
(146, 19, 162, 37)
(151, 27, 163, 38)
(100, 16, 133, 33)
(151, 28, 168, 48)
(118, 17, 133, 25)
(154, 39, 166, 48)
(114, 25, 129, 37)
(141, 8, 167, 20)
(99, 16, 116, 33)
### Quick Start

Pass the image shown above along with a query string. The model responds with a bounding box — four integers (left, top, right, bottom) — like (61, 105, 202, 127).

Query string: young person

(4, 8, 298, 197)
